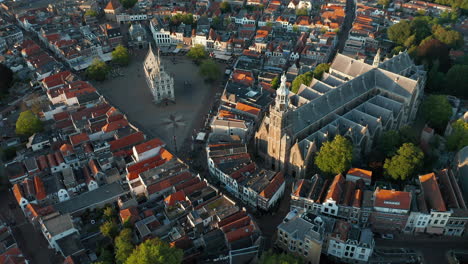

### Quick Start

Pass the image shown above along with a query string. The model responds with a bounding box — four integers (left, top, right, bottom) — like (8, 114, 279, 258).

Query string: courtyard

(94, 48, 222, 158)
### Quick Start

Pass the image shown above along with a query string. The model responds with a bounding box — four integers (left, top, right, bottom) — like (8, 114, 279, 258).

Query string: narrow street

(328, 0, 357, 61)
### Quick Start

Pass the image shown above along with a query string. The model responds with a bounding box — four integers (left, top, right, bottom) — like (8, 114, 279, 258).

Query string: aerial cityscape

(0, 0, 466, 263)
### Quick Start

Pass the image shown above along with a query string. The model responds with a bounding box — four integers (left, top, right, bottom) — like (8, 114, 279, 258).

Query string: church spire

(275, 73, 289, 112)
(373, 48, 381, 67)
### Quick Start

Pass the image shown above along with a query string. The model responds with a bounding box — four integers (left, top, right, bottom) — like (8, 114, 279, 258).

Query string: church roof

(105, 0, 120, 11)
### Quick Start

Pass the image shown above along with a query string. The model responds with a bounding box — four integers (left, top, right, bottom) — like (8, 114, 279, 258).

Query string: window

(434, 220, 439, 224)
(440, 220, 445, 225)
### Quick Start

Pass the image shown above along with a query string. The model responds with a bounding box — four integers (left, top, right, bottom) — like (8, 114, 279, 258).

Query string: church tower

(373, 48, 381, 67)
(266, 73, 292, 172)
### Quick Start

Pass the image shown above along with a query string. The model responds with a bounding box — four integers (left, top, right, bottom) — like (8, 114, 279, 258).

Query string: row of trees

(86, 45, 130, 81)
(187, 45, 222, 82)
(96, 206, 182, 264)
(290, 63, 330, 93)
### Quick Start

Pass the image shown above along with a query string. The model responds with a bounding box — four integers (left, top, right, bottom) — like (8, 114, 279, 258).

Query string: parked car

(381, 234, 394, 239)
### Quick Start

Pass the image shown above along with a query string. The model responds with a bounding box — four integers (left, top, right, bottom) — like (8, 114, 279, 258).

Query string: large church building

(143, 45, 175, 104)
(255, 51, 426, 178)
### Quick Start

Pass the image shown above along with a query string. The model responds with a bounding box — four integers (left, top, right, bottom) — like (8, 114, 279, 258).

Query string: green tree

(187, 44, 207, 63)
(426, 60, 445, 92)
(0, 63, 13, 95)
(212, 16, 222, 30)
(86, 59, 109, 81)
(445, 64, 468, 98)
(85, 9, 98, 17)
(112, 45, 130, 66)
(315, 135, 353, 175)
(15, 110, 43, 137)
(446, 119, 468, 152)
(378, 130, 401, 157)
(199, 59, 221, 82)
(432, 24, 464, 49)
(410, 17, 432, 43)
(378, 0, 391, 8)
(417, 38, 450, 71)
(220, 2, 231, 13)
(124, 238, 183, 264)
(271, 76, 280, 90)
(100, 220, 119, 240)
(296, 8, 308, 16)
(259, 250, 303, 264)
(115, 228, 134, 264)
(292, 25, 299, 32)
(388, 20, 412, 45)
(421, 95, 452, 132)
(119, 0, 138, 9)
(103, 206, 115, 221)
(384, 143, 424, 181)
(98, 247, 114, 264)
(291, 71, 313, 93)
(313, 63, 330, 80)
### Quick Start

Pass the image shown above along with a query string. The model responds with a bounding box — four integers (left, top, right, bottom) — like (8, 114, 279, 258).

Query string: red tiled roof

(12, 184, 24, 204)
(182, 181, 207, 196)
(225, 224, 254, 243)
(120, 206, 141, 224)
(69, 133, 89, 146)
(235, 102, 260, 116)
(36, 155, 49, 171)
(325, 174, 345, 202)
(59, 144, 74, 156)
(42, 71, 73, 89)
(347, 168, 372, 180)
(147, 172, 193, 195)
(105, 0, 120, 10)
(126, 155, 166, 181)
(218, 211, 248, 227)
(419, 173, 447, 212)
(34, 176, 46, 201)
(46, 153, 57, 167)
(164, 190, 186, 206)
(175, 177, 200, 191)
(109, 131, 145, 151)
(88, 159, 100, 176)
(54, 152, 64, 164)
(260, 172, 284, 199)
(374, 189, 411, 210)
(0, 246, 27, 264)
(170, 236, 193, 250)
(102, 119, 128, 133)
(134, 138, 165, 155)
(53, 111, 69, 121)
(221, 215, 251, 233)
(352, 189, 362, 208)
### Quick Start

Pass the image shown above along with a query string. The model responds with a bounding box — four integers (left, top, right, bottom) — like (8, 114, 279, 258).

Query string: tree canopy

(124, 238, 183, 264)
(115, 228, 134, 264)
(378, 0, 390, 8)
(384, 143, 424, 181)
(421, 95, 452, 132)
(16, 110, 43, 137)
(170, 13, 194, 26)
(119, 0, 137, 9)
(388, 20, 412, 45)
(86, 59, 110, 81)
(220, 2, 231, 13)
(187, 44, 207, 62)
(432, 24, 464, 49)
(271, 76, 280, 90)
(199, 59, 221, 82)
(100, 220, 119, 240)
(313, 63, 330, 80)
(259, 250, 303, 264)
(296, 8, 308, 16)
(291, 71, 313, 93)
(378, 130, 402, 157)
(315, 135, 353, 175)
(0, 63, 13, 95)
(446, 119, 468, 152)
(112, 45, 130, 66)
(85, 9, 98, 17)
(445, 64, 468, 98)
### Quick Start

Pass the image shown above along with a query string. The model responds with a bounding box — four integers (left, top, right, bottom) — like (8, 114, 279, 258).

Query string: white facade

(321, 198, 339, 216)
(143, 46, 175, 103)
(427, 210, 452, 233)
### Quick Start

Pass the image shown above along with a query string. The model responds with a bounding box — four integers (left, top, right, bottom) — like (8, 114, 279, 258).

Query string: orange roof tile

(69, 133, 89, 146)
(325, 174, 345, 201)
(134, 138, 165, 155)
(225, 224, 254, 243)
(59, 144, 74, 156)
(374, 189, 411, 210)
(120, 206, 141, 224)
(147, 172, 193, 194)
(221, 215, 251, 233)
(419, 173, 447, 212)
(235, 102, 260, 116)
(260, 172, 284, 199)
(34, 176, 46, 201)
(12, 184, 24, 204)
(164, 190, 186, 206)
(347, 168, 372, 180)
(218, 211, 247, 227)
(109, 132, 145, 151)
